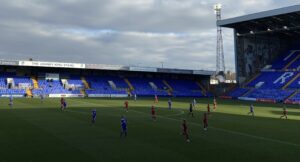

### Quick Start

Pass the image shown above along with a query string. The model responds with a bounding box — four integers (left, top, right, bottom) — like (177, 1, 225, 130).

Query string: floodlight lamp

(214, 3, 222, 10)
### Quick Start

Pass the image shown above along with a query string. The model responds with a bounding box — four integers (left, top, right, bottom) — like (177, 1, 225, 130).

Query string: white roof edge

(0, 59, 214, 76)
(218, 4, 300, 27)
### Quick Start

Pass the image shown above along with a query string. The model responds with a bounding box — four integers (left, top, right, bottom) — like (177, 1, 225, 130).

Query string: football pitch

(0, 97, 299, 162)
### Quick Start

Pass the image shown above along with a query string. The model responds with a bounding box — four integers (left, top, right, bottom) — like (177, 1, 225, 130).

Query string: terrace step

(196, 81, 207, 96)
(282, 73, 300, 90)
(80, 89, 87, 97)
(243, 73, 260, 87)
(108, 81, 117, 90)
(26, 88, 32, 97)
(283, 53, 300, 70)
(124, 78, 134, 90)
(81, 77, 90, 89)
(241, 88, 254, 97)
(167, 90, 172, 96)
(149, 82, 158, 90)
(127, 89, 132, 96)
(162, 80, 173, 91)
(31, 76, 39, 89)
(285, 90, 299, 101)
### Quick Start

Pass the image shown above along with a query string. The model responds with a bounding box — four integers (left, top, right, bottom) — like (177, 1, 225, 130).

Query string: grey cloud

(0, 0, 299, 72)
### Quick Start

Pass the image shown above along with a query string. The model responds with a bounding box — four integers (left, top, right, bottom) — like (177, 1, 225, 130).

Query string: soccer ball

(186, 139, 190, 143)
(204, 128, 207, 131)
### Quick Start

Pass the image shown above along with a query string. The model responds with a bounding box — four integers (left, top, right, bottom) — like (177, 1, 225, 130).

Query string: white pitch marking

(62, 99, 300, 147)
(130, 109, 300, 147)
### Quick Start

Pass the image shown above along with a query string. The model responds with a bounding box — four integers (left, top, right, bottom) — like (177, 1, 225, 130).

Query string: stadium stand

(128, 77, 169, 96)
(32, 80, 72, 95)
(0, 89, 26, 96)
(288, 56, 300, 70)
(245, 89, 294, 102)
(288, 75, 300, 89)
(13, 76, 32, 86)
(84, 76, 128, 96)
(288, 91, 300, 103)
(271, 50, 300, 70)
(227, 50, 300, 103)
(245, 71, 298, 89)
(0, 69, 211, 98)
(0, 73, 31, 96)
(0, 76, 7, 88)
(68, 76, 85, 88)
(166, 79, 204, 97)
(227, 88, 249, 98)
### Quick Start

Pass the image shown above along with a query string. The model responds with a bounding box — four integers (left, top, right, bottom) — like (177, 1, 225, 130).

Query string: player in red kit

(60, 97, 65, 110)
(124, 100, 129, 112)
(213, 97, 217, 110)
(203, 113, 208, 131)
(207, 103, 211, 114)
(151, 105, 156, 121)
(181, 119, 190, 142)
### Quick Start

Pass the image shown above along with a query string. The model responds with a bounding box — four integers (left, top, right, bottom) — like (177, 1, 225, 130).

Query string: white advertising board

(129, 66, 157, 72)
(88, 94, 127, 97)
(49, 94, 84, 98)
(19, 61, 85, 69)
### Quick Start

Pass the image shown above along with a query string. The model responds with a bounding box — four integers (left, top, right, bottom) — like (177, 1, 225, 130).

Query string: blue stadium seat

(271, 50, 299, 69)
(246, 71, 298, 89)
(245, 89, 294, 102)
(230, 50, 299, 103)
(228, 88, 249, 98)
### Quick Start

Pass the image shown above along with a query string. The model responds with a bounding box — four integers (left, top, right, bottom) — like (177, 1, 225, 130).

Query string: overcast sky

(0, 0, 299, 71)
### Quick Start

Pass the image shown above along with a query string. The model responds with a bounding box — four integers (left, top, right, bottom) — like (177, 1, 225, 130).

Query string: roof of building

(217, 5, 300, 31)
(0, 59, 214, 76)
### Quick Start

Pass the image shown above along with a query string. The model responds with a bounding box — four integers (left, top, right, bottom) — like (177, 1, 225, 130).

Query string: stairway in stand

(282, 73, 300, 90)
(81, 77, 90, 89)
(31, 76, 39, 89)
(26, 88, 32, 97)
(196, 81, 207, 96)
(162, 80, 173, 95)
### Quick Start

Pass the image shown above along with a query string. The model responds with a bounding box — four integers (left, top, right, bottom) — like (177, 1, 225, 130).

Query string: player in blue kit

(40, 94, 44, 103)
(120, 115, 127, 138)
(63, 100, 67, 110)
(248, 104, 254, 117)
(91, 109, 96, 124)
(8, 95, 13, 108)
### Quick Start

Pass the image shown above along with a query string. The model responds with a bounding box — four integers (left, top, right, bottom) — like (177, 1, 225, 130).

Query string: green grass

(0, 97, 300, 162)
